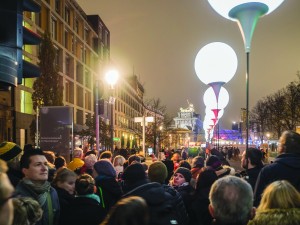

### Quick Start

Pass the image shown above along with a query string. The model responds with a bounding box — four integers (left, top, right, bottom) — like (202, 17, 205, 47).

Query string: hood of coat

(274, 153, 300, 169)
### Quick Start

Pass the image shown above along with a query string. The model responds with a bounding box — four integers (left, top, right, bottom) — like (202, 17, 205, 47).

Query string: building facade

(172, 103, 203, 147)
(0, 0, 110, 147)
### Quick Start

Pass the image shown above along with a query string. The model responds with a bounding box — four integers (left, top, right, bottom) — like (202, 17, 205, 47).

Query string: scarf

(76, 194, 101, 203)
(21, 178, 51, 206)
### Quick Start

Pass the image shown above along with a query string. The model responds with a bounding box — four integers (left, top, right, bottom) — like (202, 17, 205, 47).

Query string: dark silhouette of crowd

(0, 130, 300, 225)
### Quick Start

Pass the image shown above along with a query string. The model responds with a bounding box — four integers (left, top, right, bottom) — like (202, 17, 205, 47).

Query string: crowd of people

(0, 130, 300, 225)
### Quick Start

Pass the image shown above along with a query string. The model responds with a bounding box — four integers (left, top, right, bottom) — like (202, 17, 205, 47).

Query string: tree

(32, 32, 63, 110)
(75, 116, 111, 150)
(282, 80, 300, 130)
(250, 99, 269, 142)
(144, 98, 167, 154)
(265, 90, 286, 138)
(30, 32, 63, 143)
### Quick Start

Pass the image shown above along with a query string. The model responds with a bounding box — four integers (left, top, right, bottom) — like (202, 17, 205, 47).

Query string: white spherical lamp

(194, 42, 237, 85)
(203, 86, 229, 110)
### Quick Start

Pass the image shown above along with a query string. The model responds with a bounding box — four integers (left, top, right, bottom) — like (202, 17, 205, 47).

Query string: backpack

(148, 185, 188, 225)
(147, 191, 180, 225)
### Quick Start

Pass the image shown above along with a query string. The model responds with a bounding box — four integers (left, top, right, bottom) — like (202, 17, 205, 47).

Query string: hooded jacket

(254, 153, 300, 206)
(248, 208, 300, 225)
(123, 182, 189, 225)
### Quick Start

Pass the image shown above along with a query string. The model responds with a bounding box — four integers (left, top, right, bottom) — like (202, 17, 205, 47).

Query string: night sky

(76, 0, 300, 129)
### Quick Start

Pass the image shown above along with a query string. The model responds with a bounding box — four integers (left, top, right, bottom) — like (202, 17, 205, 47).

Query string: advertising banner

(40, 106, 73, 162)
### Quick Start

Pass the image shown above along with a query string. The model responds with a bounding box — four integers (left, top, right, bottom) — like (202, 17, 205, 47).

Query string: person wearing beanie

(190, 156, 205, 188)
(206, 155, 235, 178)
(206, 155, 222, 170)
(170, 167, 194, 210)
(93, 160, 122, 213)
(123, 163, 189, 225)
(148, 161, 168, 184)
(122, 163, 147, 193)
(67, 147, 84, 172)
(0, 141, 23, 187)
(178, 160, 192, 170)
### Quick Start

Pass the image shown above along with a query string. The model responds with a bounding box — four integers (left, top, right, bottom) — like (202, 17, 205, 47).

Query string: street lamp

(105, 69, 119, 152)
(159, 125, 163, 151)
(207, 0, 285, 155)
(195, 42, 237, 101)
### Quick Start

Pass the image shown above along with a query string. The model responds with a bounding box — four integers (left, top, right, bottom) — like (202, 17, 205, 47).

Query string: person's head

(178, 160, 191, 170)
(0, 159, 14, 225)
(128, 155, 141, 165)
(278, 130, 300, 154)
(123, 163, 146, 186)
(84, 154, 97, 169)
(20, 149, 48, 184)
(73, 148, 83, 159)
(209, 176, 254, 225)
(206, 155, 222, 170)
(171, 153, 180, 162)
(75, 173, 95, 195)
(241, 148, 263, 169)
(172, 167, 192, 187)
(43, 151, 56, 165)
(101, 196, 149, 225)
(12, 197, 43, 225)
(52, 167, 77, 195)
(195, 167, 218, 192)
(113, 155, 126, 167)
(191, 156, 204, 169)
(257, 180, 300, 211)
(0, 142, 23, 171)
(148, 161, 168, 184)
(54, 156, 66, 170)
(93, 159, 116, 178)
(99, 151, 112, 161)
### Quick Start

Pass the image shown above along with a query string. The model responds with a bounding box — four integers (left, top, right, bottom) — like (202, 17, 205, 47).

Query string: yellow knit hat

(0, 142, 22, 161)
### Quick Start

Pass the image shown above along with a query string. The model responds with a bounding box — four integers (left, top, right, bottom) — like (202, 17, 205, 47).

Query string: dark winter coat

(174, 184, 194, 211)
(247, 208, 300, 225)
(94, 175, 123, 213)
(238, 165, 264, 191)
(189, 187, 213, 225)
(63, 196, 106, 225)
(53, 187, 75, 225)
(254, 153, 300, 206)
(123, 182, 189, 225)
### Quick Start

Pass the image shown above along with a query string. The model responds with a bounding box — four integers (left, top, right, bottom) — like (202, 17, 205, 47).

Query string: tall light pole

(159, 125, 163, 151)
(207, 0, 285, 160)
(134, 116, 154, 157)
(95, 79, 100, 152)
(105, 69, 119, 153)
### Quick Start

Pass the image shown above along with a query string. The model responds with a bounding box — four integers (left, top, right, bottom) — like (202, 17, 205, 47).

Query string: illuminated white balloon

(203, 87, 229, 109)
(195, 42, 237, 85)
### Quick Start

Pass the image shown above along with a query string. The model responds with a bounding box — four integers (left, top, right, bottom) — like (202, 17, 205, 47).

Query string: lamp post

(105, 69, 119, 152)
(134, 116, 154, 157)
(159, 125, 163, 151)
(95, 80, 100, 153)
(207, 0, 285, 158)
